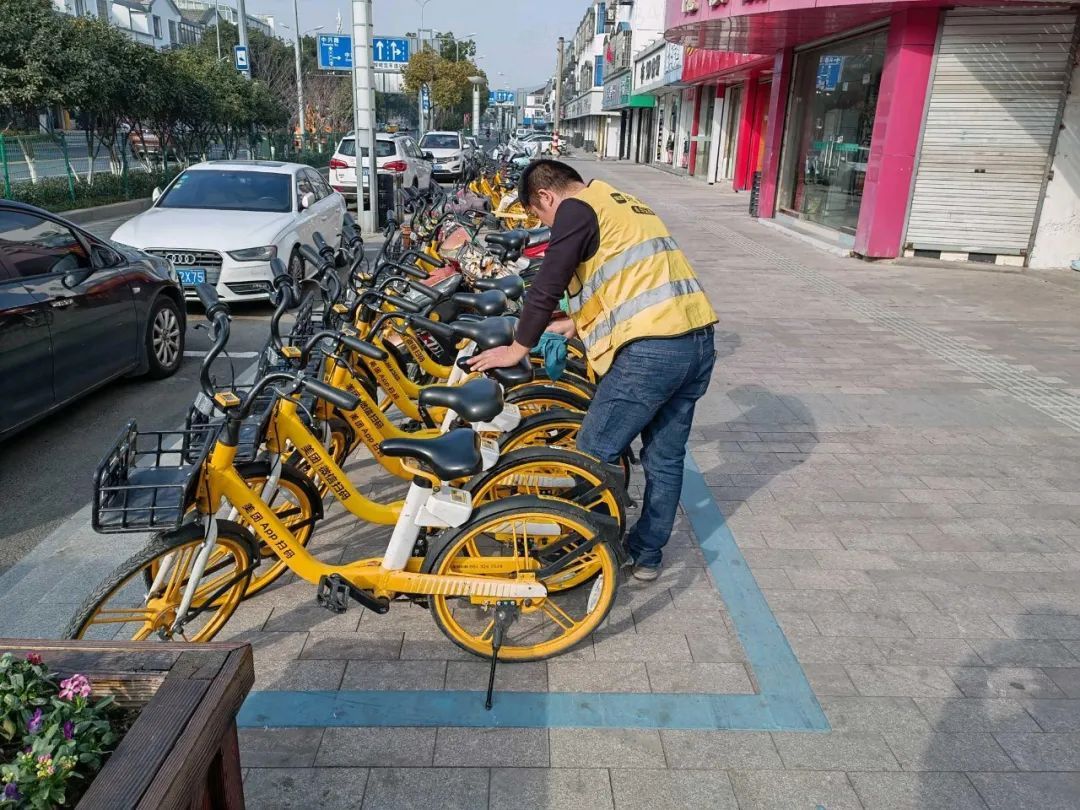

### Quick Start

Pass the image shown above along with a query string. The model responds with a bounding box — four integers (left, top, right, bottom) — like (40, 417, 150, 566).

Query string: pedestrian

(469, 160, 717, 581)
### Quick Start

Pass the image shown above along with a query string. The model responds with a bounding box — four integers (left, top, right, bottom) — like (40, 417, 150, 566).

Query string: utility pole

(554, 37, 564, 150)
(292, 0, 305, 149)
(352, 0, 378, 233)
(215, 1, 221, 61)
(469, 76, 482, 137)
(236, 0, 251, 79)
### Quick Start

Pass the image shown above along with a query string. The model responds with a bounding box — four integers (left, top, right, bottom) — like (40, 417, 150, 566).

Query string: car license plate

(177, 268, 206, 286)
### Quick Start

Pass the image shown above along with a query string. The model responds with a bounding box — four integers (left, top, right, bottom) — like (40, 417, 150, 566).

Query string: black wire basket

(92, 420, 218, 534)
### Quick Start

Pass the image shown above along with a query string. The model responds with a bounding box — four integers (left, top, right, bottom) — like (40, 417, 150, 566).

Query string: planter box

(0, 639, 254, 810)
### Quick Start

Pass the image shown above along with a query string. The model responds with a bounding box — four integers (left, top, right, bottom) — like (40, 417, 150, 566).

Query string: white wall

(1030, 61, 1080, 269)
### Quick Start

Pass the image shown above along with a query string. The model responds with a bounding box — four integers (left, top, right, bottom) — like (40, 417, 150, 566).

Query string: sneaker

(632, 563, 661, 582)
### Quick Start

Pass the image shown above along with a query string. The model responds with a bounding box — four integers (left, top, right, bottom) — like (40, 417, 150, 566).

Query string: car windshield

(336, 139, 371, 158)
(420, 134, 461, 150)
(157, 170, 292, 213)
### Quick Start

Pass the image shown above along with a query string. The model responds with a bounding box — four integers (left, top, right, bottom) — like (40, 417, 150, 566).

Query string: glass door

(694, 86, 716, 179)
(721, 84, 742, 179)
(778, 29, 888, 234)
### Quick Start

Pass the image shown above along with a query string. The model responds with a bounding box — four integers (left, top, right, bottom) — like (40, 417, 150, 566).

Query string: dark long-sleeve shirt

(514, 198, 600, 348)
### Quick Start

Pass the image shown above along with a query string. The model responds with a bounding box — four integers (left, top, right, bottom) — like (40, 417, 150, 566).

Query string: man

(469, 160, 717, 581)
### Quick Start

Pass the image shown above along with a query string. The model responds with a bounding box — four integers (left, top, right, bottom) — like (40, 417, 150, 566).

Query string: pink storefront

(667, 0, 1080, 266)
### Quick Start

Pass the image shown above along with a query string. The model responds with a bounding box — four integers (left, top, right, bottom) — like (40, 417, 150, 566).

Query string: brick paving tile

(433, 728, 549, 768)
(883, 731, 1016, 771)
(361, 767, 488, 810)
(315, 727, 437, 768)
(947, 667, 1068, 699)
(659, 731, 781, 770)
(244, 768, 369, 809)
(489, 768, 614, 810)
(914, 698, 1041, 733)
(730, 770, 862, 810)
(968, 772, 1080, 810)
(994, 732, 1080, 771)
(239, 728, 324, 768)
(550, 729, 666, 769)
(849, 772, 988, 809)
(610, 768, 738, 809)
(772, 730, 901, 770)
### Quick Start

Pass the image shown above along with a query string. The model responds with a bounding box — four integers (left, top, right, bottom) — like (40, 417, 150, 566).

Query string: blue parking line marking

(238, 453, 829, 731)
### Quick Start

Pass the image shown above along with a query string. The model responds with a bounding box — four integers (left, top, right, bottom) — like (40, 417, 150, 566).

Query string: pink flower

(59, 674, 92, 701)
(25, 652, 43, 666)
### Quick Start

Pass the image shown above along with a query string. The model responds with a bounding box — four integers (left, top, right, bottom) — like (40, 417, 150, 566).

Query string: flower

(26, 708, 43, 734)
(59, 674, 92, 701)
(35, 755, 55, 778)
(60, 756, 77, 772)
(3, 783, 21, 801)
(62, 720, 74, 740)
(25, 652, 42, 666)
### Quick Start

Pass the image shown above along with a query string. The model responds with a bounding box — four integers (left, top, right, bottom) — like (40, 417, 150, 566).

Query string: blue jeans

(576, 327, 716, 567)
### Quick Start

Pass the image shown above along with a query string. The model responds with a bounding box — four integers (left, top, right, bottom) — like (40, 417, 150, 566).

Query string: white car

(329, 132, 433, 201)
(111, 160, 345, 302)
(419, 131, 466, 181)
(518, 132, 554, 156)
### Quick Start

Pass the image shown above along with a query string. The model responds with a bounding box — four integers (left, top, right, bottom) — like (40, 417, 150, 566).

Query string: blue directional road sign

(421, 85, 430, 112)
(489, 89, 515, 104)
(372, 37, 409, 69)
(317, 34, 352, 71)
(233, 44, 249, 72)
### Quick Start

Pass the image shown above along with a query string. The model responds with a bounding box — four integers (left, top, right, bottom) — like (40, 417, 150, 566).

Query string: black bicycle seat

(418, 377, 504, 424)
(452, 289, 508, 317)
(487, 356, 534, 388)
(379, 428, 482, 480)
(473, 275, 525, 302)
(525, 227, 551, 247)
(449, 316, 516, 351)
(485, 230, 527, 252)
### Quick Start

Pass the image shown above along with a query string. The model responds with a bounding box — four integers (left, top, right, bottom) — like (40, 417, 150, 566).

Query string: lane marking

(237, 454, 829, 731)
(183, 350, 259, 359)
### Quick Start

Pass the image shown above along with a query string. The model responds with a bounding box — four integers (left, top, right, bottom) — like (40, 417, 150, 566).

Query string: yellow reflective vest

(564, 180, 717, 375)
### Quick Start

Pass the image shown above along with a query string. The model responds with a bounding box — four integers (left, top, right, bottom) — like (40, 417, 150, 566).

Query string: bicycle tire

(423, 495, 620, 661)
(65, 520, 257, 642)
(497, 409, 632, 489)
(504, 383, 590, 417)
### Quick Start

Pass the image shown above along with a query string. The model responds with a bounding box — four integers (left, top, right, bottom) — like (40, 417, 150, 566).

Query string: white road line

(184, 350, 259, 359)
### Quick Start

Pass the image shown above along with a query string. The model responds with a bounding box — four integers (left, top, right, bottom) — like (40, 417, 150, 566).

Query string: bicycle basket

(93, 419, 219, 534)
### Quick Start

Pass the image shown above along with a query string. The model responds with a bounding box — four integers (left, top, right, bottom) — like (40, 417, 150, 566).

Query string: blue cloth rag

(531, 332, 568, 382)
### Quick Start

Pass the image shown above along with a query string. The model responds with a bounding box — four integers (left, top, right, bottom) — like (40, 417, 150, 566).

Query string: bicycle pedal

(317, 574, 391, 615)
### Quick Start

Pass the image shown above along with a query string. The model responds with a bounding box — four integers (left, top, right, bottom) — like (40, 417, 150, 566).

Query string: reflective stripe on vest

(581, 278, 706, 350)
(566, 236, 680, 316)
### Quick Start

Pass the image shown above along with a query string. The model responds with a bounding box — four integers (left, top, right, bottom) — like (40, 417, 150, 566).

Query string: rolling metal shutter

(905, 9, 1076, 257)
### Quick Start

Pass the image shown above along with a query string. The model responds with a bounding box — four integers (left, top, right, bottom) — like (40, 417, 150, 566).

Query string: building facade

(600, 0, 666, 160)
(665, 0, 1080, 269)
(560, 3, 619, 157)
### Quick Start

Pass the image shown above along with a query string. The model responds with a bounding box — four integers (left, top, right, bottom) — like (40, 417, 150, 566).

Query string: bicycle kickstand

(484, 601, 519, 710)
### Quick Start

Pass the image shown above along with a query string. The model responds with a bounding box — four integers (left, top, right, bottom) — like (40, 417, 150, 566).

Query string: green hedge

(5, 169, 180, 213)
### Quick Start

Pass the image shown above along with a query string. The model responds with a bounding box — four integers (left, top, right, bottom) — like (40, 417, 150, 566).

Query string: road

(0, 214, 277, 573)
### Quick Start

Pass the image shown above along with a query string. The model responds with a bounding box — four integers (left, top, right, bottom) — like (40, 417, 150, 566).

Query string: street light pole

(352, 0, 378, 233)
(292, 0, 305, 149)
(236, 0, 250, 79)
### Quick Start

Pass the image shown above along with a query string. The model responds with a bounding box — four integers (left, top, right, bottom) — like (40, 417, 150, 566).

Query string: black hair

(518, 159, 584, 207)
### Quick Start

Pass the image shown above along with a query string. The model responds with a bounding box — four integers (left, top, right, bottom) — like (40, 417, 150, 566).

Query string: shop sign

(681, 0, 699, 11)
(662, 43, 684, 84)
(636, 52, 662, 90)
(603, 72, 632, 110)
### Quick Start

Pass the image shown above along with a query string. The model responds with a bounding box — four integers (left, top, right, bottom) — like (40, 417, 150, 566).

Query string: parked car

(0, 200, 186, 438)
(111, 160, 345, 303)
(419, 131, 466, 181)
(329, 132, 433, 202)
(464, 136, 480, 153)
(519, 132, 555, 155)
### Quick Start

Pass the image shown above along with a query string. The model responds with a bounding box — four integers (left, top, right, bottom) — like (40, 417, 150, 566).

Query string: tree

(402, 49, 486, 130)
(435, 32, 477, 63)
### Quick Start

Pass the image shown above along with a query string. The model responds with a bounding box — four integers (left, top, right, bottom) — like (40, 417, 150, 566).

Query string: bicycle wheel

(522, 365, 597, 401)
(504, 384, 589, 419)
(497, 409, 632, 490)
(229, 460, 322, 598)
(65, 521, 255, 642)
(425, 496, 619, 661)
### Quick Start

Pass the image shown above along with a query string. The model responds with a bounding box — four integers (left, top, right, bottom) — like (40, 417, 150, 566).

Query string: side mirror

(300, 191, 316, 211)
(151, 187, 162, 202)
(423, 151, 434, 161)
(90, 243, 120, 269)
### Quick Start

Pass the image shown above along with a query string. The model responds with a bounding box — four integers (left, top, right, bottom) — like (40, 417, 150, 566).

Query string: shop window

(778, 29, 888, 234)
(594, 56, 604, 87)
(596, 3, 606, 34)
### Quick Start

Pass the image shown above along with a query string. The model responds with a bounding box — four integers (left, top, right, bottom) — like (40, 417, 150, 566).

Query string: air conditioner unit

(605, 6, 616, 25)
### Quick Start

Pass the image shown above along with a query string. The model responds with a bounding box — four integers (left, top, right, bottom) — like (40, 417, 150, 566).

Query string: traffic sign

(318, 34, 352, 71)
(816, 55, 844, 92)
(421, 85, 430, 112)
(233, 44, 249, 72)
(373, 37, 409, 70)
(488, 89, 515, 105)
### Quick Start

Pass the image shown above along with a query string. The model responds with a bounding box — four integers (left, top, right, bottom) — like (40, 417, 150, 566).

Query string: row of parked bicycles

(70, 189, 629, 706)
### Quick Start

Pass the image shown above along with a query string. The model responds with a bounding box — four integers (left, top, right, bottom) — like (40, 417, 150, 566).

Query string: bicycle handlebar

(195, 282, 231, 400)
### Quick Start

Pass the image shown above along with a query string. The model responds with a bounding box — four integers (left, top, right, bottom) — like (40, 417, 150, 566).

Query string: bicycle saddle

(418, 377, 504, 423)
(484, 230, 527, 252)
(525, 227, 551, 247)
(451, 289, 508, 317)
(473, 275, 525, 301)
(487, 356, 533, 388)
(449, 316, 516, 351)
(380, 428, 482, 480)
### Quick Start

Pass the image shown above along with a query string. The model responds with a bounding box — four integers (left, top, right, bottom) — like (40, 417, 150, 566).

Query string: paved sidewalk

(7, 160, 1080, 807)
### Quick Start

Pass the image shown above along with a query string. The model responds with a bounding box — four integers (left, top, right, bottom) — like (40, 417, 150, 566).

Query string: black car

(0, 200, 186, 438)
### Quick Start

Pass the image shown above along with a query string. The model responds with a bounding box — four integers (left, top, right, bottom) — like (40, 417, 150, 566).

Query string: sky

(237, 0, 592, 92)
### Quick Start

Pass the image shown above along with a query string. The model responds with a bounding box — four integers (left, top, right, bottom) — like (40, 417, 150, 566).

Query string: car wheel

(288, 247, 304, 285)
(145, 295, 184, 379)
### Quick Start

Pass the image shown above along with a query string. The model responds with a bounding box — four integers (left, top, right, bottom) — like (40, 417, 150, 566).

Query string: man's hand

(546, 318, 577, 339)
(468, 342, 529, 372)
